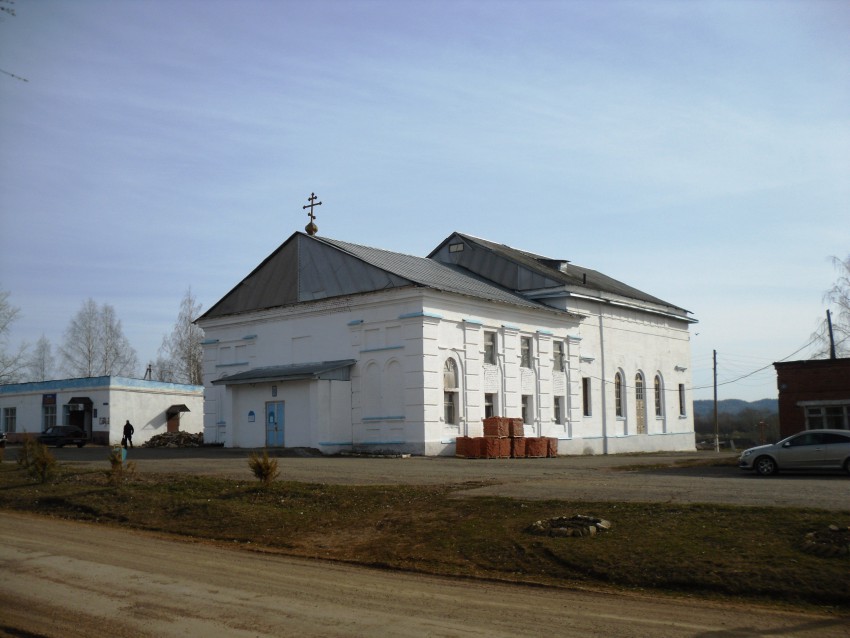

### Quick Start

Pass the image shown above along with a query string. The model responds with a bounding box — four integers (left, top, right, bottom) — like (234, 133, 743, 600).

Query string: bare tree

(811, 254, 850, 359)
(0, 287, 29, 383)
(26, 335, 55, 382)
(100, 303, 138, 375)
(157, 288, 205, 385)
(60, 299, 138, 377)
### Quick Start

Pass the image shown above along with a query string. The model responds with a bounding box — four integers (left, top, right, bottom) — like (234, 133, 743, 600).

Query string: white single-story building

(197, 229, 697, 456)
(0, 376, 204, 445)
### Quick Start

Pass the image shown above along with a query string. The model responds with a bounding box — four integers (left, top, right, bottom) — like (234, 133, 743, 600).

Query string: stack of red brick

(455, 417, 557, 459)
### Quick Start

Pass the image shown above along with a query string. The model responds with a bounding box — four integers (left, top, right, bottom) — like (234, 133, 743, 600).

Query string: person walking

(122, 420, 135, 448)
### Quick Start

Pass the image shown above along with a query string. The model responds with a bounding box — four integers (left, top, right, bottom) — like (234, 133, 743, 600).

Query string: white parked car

(738, 429, 850, 476)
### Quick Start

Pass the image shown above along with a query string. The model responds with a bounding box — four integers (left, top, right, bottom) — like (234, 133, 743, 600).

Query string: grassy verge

(0, 462, 847, 611)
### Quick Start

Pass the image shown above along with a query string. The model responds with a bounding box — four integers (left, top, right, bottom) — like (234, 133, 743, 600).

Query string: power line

(690, 335, 823, 391)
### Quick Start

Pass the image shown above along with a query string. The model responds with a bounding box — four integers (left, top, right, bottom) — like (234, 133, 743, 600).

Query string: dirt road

(1, 513, 847, 638)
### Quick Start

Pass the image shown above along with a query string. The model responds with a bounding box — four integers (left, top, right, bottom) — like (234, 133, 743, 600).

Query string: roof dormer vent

(539, 258, 569, 273)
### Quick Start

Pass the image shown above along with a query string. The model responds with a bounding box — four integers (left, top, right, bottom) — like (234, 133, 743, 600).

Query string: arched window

(614, 372, 623, 418)
(654, 375, 663, 417)
(444, 358, 459, 425)
(635, 372, 646, 434)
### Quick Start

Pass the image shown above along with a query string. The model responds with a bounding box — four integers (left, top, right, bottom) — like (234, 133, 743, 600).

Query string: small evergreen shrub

(17, 437, 57, 483)
(248, 450, 280, 486)
(107, 447, 136, 485)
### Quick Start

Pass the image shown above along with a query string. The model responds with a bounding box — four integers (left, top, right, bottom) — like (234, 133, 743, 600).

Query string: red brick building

(774, 358, 850, 438)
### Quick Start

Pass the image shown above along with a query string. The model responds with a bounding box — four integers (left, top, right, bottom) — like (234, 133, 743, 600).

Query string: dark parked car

(738, 429, 850, 476)
(37, 425, 88, 448)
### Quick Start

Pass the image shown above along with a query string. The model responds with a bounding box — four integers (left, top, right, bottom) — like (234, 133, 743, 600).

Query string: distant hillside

(693, 398, 778, 418)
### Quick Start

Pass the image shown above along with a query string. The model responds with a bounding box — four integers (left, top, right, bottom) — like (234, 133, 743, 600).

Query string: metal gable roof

(311, 235, 550, 312)
(432, 232, 690, 315)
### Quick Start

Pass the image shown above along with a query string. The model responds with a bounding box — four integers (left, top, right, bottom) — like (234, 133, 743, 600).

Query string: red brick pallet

(455, 434, 557, 459)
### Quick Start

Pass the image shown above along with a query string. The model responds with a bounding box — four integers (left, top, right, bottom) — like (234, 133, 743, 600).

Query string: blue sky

(1, 0, 848, 401)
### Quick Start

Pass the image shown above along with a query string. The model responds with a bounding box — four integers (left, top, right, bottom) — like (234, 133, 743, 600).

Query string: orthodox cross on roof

(303, 192, 321, 236)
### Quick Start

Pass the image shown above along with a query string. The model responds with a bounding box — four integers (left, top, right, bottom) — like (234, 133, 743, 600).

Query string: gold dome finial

(303, 192, 321, 236)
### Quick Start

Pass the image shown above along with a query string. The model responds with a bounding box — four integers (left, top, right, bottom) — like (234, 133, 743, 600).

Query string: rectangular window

(805, 406, 850, 430)
(806, 407, 824, 429)
(521, 395, 532, 424)
(678, 384, 686, 416)
(520, 337, 532, 368)
(484, 331, 497, 365)
(553, 341, 565, 372)
(825, 407, 845, 429)
(484, 393, 495, 419)
(582, 378, 591, 416)
(444, 392, 457, 425)
(3, 407, 16, 433)
(554, 396, 564, 425)
(42, 405, 57, 430)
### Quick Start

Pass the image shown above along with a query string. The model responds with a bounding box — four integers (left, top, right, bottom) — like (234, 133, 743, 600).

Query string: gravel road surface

(29, 446, 850, 510)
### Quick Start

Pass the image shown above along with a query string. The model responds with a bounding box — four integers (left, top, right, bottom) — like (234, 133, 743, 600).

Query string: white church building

(197, 228, 697, 456)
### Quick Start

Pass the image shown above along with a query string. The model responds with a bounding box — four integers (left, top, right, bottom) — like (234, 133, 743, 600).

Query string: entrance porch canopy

(212, 359, 356, 386)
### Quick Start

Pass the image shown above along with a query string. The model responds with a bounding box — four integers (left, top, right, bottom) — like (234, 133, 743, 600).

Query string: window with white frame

(484, 393, 496, 419)
(554, 396, 564, 425)
(443, 358, 459, 425)
(520, 337, 532, 368)
(3, 407, 16, 433)
(805, 405, 849, 430)
(42, 405, 57, 430)
(615, 372, 624, 418)
(521, 394, 532, 424)
(484, 331, 497, 365)
(553, 341, 565, 372)
(654, 375, 663, 417)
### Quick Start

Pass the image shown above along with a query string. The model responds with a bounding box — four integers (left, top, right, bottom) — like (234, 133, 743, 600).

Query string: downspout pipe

(598, 305, 609, 455)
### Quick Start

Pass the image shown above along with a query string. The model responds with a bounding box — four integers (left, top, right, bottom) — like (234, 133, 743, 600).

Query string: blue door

(266, 402, 285, 447)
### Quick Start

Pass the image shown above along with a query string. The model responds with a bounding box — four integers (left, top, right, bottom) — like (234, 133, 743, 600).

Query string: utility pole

(827, 309, 837, 360)
(713, 349, 719, 453)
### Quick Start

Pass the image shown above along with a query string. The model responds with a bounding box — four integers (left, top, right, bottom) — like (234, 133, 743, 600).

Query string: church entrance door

(265, 401, 285, 447)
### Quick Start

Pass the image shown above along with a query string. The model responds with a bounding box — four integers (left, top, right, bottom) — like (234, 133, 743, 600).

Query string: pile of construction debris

(800, 524, 850, 557)
(526, 514, 612, 538)
(143, 431, 204, 448)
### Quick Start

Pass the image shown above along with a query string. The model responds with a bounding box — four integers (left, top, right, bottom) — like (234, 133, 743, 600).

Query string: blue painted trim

(347, 319, 364, 326)
(537, 329, 554, 335)
(398, 311, 443, 320)
(351, 440, 407, 446)
(360, 346, 404, 353)
(201, 338, 220, 345)
(362, 416, 406, 421)
(502, 324, 520, 330)
(0, 376, 203, 395)
(568, 335, 582, 341)
(242, 334, 257, 340)
(462, 318, 483, 325)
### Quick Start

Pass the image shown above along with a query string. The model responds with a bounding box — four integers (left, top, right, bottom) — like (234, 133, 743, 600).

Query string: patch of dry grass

(0, 463, 846, 610)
